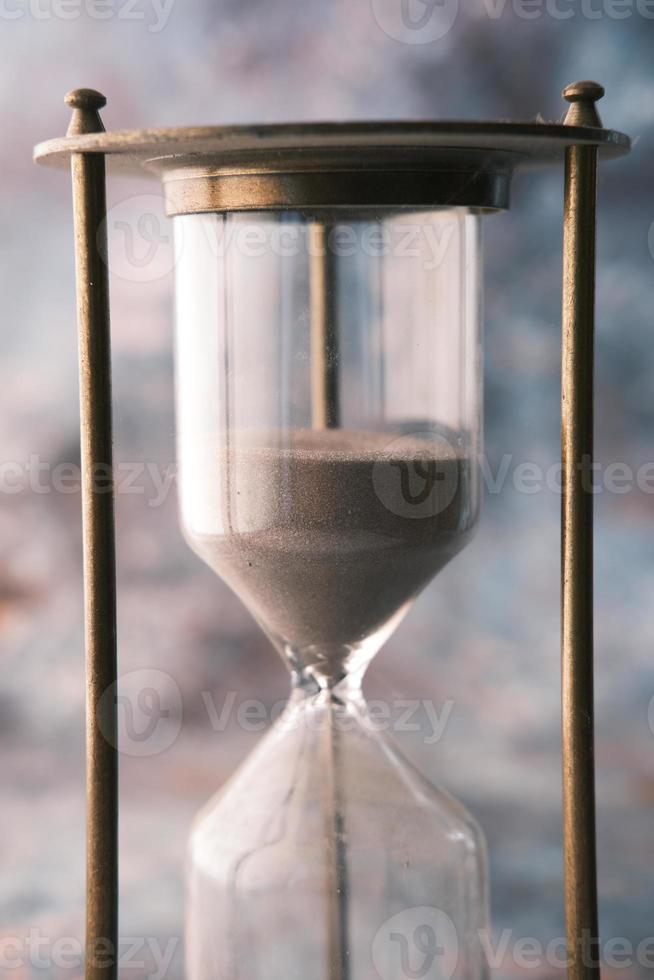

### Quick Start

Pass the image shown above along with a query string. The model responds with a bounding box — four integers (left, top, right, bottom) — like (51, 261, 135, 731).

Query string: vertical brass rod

(310, 217, 348, 979)
(67, 89, 118, 980)
(310, 222, 339, 429)
(561, 80, 604, 980)
(322, 701, 350, 980)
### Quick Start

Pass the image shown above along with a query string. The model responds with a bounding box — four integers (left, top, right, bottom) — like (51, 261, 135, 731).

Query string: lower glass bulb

(187, 679, 489, 980)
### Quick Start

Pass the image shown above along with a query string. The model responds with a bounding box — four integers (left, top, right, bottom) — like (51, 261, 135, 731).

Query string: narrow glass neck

(288, 652, 367, 701)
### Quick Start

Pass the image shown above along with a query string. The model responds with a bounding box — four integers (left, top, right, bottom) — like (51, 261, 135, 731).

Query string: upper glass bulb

(175, 208, 481, 686)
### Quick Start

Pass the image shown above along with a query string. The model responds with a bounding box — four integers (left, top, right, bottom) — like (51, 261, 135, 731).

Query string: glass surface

(175, 208, 488, 979)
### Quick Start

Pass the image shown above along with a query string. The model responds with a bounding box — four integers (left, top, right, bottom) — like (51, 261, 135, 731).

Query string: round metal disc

(34, 120, 630, 174)
(34, 120, 629, 214)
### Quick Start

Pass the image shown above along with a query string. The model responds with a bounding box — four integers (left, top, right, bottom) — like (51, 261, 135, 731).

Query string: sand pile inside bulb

(186, 429, 477, 678)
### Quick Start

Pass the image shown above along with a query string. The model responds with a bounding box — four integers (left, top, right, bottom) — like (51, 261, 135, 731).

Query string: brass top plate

(34, 120, 630, 174)
(34, 120, 629, 213)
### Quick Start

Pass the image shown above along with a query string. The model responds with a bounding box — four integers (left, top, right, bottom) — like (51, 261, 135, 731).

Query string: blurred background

(1, 2, 653, 977)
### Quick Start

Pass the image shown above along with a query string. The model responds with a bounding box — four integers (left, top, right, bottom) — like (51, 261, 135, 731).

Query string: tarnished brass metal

(561, 81, 602, 980)
(310, 223, 340, 429)
(67, 89, 118, 980)
(34, 119, 629, 215)
(159, 153, 512, 215)
(322, 707, 350, 980)
(33, 119, 630, 171)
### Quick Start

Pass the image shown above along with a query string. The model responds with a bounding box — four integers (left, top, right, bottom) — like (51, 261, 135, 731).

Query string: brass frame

(65, 90, 118, 980)
(35, 84, 630, 980)
(561, 81, 604, 980)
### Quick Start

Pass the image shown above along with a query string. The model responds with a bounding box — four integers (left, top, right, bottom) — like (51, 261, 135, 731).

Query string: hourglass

(35, 83, 629, 980)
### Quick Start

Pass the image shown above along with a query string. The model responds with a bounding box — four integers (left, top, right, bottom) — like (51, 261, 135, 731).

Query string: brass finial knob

(563, 80, 605, 104)
(562, 80, 604, 127)
(65, 88, 107, 111)
(65, 88, 106, 137)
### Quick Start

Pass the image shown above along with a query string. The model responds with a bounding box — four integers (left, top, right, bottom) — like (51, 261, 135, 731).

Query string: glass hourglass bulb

(174, 207, 489, 980)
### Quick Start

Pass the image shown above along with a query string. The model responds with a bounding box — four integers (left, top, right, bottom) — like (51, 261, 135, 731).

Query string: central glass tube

(174, 207, 488, 980)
